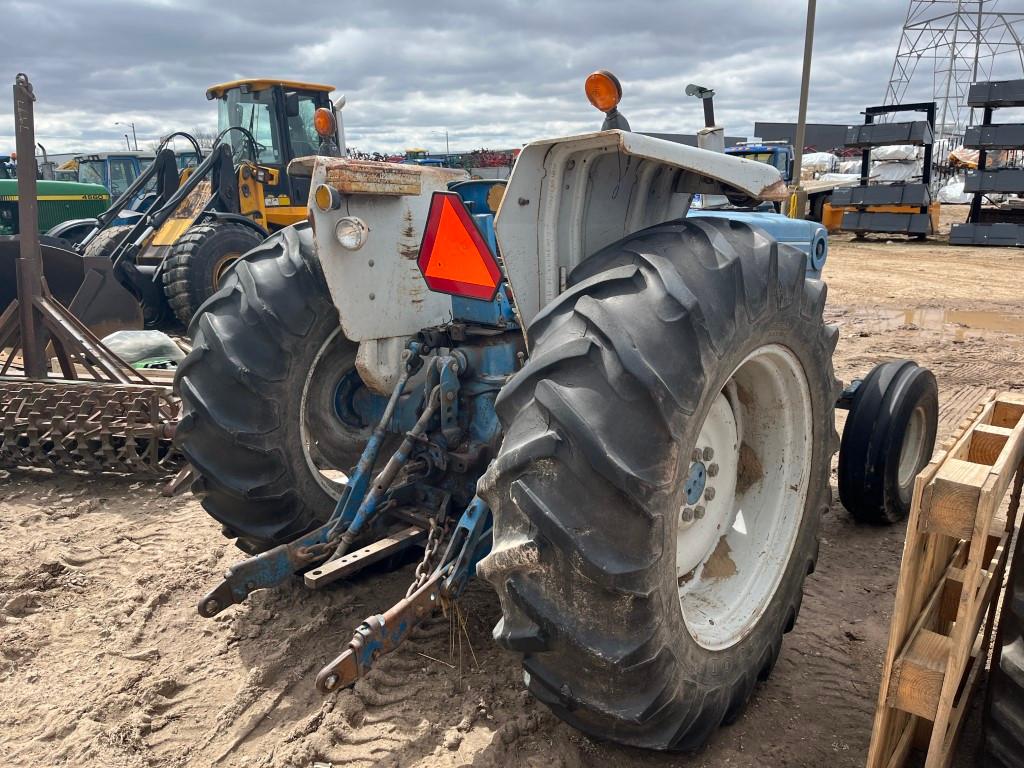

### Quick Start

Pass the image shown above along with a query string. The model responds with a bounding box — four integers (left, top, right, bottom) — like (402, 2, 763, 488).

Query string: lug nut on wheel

(704, 487, 716, 500)
(694, 505, 706, 520)
(707, 462, 719, 477)
(702, 447, 714, 461)
(680, 507, 694, 522)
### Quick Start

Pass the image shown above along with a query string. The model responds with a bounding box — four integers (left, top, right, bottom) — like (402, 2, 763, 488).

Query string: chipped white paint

(495, 130, 787, 325)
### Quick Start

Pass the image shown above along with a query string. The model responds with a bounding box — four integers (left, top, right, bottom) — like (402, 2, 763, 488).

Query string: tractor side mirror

(285, 92, 300, 118)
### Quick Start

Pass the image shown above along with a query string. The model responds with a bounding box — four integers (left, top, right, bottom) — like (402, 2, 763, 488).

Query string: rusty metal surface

(151, 180, 212, 246)
(303, 525, 426, 588)
(325, 160, 424, 196)
(0, 378, 181, 474)
(309, 160, 457, 342)
(13, 74, 45, 378)
(315, 569, 445, 692)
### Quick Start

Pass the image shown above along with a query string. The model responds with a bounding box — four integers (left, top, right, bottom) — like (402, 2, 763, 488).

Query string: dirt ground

(2, 204, 1023, 768)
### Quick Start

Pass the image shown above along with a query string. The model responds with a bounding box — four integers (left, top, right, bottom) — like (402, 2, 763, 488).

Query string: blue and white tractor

(174, 71, 938, 750)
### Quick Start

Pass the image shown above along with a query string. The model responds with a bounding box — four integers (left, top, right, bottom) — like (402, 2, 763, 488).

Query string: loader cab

(207, 78, 336, 226)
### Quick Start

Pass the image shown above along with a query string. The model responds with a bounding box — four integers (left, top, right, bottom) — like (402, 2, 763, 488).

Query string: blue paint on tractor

(448, 179, 506, 215)
(688, 210, 829, 277)
(684, 462, 707, 505)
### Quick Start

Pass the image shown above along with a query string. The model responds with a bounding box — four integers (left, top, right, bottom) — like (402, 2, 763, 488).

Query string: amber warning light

(417, 191, 502, 302)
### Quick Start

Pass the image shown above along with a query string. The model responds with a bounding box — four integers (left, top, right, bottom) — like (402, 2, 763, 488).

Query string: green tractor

(0, 156, 110, 236)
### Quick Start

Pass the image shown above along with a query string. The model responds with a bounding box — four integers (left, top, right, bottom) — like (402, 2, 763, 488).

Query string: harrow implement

(0, 73, 181, 478)
(0, 379, 179, 473)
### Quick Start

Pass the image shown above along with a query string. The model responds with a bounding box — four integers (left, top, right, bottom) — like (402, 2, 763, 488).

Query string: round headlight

(335, 216, 369, 250)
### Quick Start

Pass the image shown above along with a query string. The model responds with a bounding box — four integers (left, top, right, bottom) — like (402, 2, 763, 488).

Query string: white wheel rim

(897, 406, 927, 489)
(677, 344, 813, 651)
(299, 327, 348, 500)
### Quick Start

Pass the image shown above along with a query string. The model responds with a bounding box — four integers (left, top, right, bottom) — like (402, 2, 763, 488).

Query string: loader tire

(82, 224, 134, 264)
(162, 221, 264, 326)
(175, 223, 375, 553)
(983, 517, 1024, 768)
(478, 218, 840, 751)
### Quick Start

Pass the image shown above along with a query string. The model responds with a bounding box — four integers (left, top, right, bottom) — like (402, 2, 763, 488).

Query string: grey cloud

(0, 0, 965, 154)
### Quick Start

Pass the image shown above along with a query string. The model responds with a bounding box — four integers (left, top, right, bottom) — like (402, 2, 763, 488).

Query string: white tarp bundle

(839, 159, 862, 174)
(872, 145, 920, 162)
(801, 152, 839, 173)
(872, 161, 923, 183)
(936, 175, 973, 204)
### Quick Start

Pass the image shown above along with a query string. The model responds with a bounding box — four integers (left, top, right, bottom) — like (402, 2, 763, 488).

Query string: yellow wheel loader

(95, 78, 344, 329)
(2, 79, 345, 333)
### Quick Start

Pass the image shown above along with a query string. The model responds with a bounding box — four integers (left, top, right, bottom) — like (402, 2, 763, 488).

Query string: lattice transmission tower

(885, 0, 1024, 138)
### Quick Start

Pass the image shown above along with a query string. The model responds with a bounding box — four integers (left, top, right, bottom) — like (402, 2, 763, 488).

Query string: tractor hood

(495, 129, 787, 325)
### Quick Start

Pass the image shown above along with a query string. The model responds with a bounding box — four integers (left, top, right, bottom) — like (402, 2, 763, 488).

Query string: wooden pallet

(866, 390, 1024, 768)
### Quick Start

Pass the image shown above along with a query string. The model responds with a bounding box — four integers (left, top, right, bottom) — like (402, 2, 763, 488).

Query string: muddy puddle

(845, 307, 1024, 340)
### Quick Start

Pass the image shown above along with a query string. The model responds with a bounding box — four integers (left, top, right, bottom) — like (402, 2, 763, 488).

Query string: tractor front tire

(838, 360, 938, 524)
(162, 221, 264, 327)
(174, 223, 373, 553)
(478, 218, 839, 751)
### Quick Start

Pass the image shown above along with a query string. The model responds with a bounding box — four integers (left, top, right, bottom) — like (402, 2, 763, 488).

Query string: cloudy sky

(1, 0, 1022, 156)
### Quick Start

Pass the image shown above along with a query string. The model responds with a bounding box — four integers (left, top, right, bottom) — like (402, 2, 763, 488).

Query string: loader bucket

(0, 235, 143, 338)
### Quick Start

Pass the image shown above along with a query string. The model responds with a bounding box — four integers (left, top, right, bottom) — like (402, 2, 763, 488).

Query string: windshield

(218, 89, 281, 164)
(0, 162, 11, 180)
(176, 152, 200, 170)
(731, 150, 789, 174)
(78, 159, 106, 186)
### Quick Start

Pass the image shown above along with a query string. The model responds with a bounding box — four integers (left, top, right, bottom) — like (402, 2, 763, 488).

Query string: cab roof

(206, 79, 335, 100)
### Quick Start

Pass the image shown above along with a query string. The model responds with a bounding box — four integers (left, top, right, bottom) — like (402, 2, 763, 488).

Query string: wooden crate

(866, 391, 1024, 768)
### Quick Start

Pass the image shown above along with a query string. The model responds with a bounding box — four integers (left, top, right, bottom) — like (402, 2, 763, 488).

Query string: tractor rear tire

(162, 221, 264, 327)
(478, 218, 839, 751)
(983, 517, 1024, 768)
(174, 223, 374, 553)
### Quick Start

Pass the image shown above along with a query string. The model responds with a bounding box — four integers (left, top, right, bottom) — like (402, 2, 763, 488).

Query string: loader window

(286, 96, 320, 158)
(218, 90, 281, 165)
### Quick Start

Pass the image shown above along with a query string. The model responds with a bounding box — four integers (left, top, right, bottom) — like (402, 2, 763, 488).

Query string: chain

(406, 517, 446, 598)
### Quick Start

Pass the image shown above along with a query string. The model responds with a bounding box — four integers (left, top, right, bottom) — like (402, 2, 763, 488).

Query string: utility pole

(115, 120, 138, 150)
(791, 0, 816, 218)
